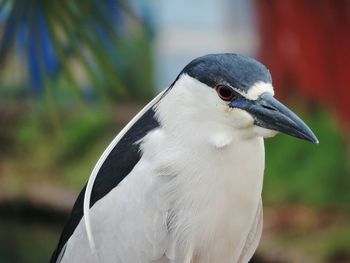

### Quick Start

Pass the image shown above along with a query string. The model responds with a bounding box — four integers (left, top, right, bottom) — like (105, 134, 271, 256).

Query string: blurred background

(0, 0, 349, 262)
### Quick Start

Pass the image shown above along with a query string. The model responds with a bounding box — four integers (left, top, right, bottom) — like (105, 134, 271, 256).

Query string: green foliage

(11, 103, 115, 188)
(0, 0, 154, 104)
(263, 110, 350, 208)
(56, 113, 109, 162)
(309, 224, 350, 260)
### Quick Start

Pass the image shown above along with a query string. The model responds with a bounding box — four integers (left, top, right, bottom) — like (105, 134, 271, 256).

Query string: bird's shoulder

(51, 104, 161, 262)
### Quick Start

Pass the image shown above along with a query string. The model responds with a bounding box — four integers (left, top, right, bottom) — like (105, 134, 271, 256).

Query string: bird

(51, 53, 318, 263)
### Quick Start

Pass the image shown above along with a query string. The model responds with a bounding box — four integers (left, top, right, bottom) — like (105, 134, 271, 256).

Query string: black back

(50, 108, 159, 262)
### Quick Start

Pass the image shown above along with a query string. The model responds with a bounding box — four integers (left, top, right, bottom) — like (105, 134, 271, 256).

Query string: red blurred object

(255, 0, 350, 127)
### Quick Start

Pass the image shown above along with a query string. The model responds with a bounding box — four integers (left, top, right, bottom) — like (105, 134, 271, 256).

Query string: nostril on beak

(261, 104, 276, 111)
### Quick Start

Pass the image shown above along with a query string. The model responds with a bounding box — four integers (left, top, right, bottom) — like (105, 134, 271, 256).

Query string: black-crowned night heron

(51, 53, 318, 263)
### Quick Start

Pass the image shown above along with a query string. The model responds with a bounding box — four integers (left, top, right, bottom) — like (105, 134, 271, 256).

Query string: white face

(155, 74, 278, 148)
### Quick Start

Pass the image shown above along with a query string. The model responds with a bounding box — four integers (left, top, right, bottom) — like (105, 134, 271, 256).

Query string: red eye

(215, 85, 235, 101)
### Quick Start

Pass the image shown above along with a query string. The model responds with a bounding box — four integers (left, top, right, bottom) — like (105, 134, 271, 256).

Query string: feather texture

(56, 74, 266, 263)
(83, 89, 167, 255)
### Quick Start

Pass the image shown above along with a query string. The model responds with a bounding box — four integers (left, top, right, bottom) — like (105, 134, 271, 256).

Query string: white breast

(141, 126, 265, 263)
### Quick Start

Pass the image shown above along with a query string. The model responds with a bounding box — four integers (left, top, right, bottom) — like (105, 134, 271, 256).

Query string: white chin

(252, 126, 279, 138)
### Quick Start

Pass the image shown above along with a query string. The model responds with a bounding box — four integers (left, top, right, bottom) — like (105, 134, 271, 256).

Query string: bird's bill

(230, 93, 319, 144)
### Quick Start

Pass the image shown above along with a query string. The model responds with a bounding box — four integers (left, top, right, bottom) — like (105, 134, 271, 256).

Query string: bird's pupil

(216, 85, 234, 101)
(220, 87, 231, 98)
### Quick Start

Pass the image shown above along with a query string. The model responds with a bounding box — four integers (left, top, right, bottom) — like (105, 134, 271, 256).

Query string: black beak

(230, 93, 319, 144)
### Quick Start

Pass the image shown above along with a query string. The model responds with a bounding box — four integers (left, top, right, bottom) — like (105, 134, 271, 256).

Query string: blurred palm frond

(0, 0, 153, 102)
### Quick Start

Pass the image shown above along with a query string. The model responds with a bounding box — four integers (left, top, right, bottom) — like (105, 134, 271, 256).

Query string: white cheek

(229, 108, 255, 129)
(252, 126, 279, 138)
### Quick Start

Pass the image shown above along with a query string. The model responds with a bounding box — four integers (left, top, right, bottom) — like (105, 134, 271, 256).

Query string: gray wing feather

(60, 139, 174, 263)
(238, 198, 263, 263)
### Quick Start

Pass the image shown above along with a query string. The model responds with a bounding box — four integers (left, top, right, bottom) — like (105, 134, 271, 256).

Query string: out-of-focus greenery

(260, 221, 350, 263)
(2, 103, 116, 190)
(264, 110, 350, 208)
(0, 0, 154, 107)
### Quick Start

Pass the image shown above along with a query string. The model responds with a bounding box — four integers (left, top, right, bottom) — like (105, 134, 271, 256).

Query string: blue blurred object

(0, 0, 150, 99)
(25, 7, 60, 94)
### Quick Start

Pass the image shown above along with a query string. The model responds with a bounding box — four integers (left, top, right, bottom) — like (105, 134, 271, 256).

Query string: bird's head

(157, 53, 318, 146)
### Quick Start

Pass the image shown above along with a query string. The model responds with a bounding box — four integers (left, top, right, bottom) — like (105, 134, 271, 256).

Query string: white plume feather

(83, 89, 167, 255)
